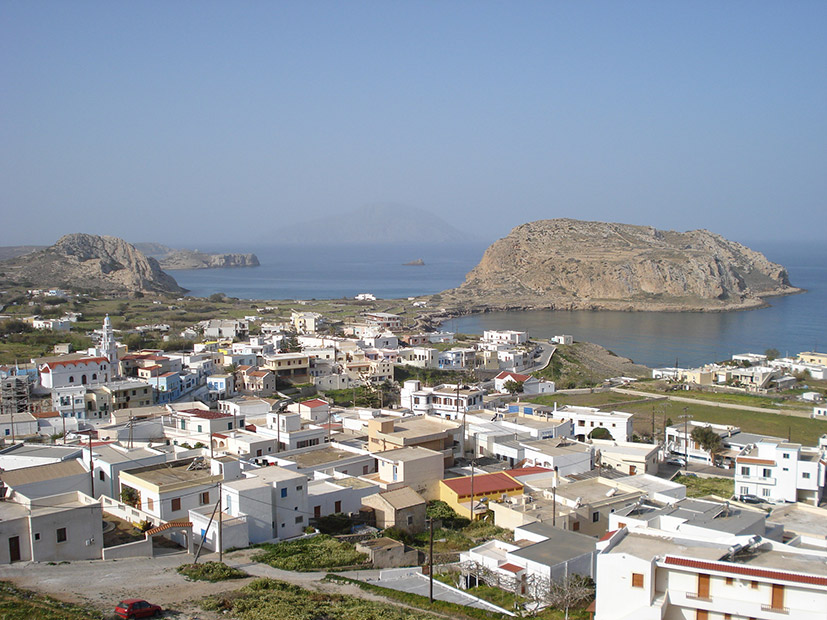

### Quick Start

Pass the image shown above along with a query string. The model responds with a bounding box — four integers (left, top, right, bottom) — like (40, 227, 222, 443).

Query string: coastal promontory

(437, 219, 800, 312)
(157, 250, 260, 270)
(0, 233, 186, 295)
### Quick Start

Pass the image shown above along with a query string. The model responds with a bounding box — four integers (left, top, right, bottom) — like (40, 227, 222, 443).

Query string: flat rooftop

(281, 446, 361, 468)
(555, 477, 643, 504)
(124, 458, 218, 487)
(375, 446, 442, 462)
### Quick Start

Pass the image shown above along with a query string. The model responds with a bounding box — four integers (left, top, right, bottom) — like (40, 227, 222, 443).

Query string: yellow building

(438, 471, 523, 520)
(798, 351, 827, 366)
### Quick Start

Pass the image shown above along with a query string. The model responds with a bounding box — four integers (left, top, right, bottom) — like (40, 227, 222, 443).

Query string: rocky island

(132, 243, 259, 270)
(435, 219, 801, 313)
(157, 249, 260, 270)
(0, 233, 186, 295)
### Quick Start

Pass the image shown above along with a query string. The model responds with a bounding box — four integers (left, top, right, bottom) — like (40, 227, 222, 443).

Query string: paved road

(611, 387, 813, 419)
(524, 342, 556, 374)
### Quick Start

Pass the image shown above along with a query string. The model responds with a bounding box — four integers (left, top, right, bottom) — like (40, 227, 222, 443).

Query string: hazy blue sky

(2, 1, 825, 247)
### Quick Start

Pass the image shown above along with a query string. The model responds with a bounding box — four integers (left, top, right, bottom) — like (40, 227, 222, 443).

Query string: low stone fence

(100, 495, 162, 528)
(102, 537, 153, 560)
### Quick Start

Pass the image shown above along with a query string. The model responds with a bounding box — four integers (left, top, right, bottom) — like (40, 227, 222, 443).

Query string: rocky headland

(132, 243, 259, 270)
(0, 233, 186, 295)
(157, 250, 260, 270)
(434, 219, 801, 314)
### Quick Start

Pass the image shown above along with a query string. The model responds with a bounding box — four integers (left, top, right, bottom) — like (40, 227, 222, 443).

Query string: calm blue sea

(173, 241, 826, 369)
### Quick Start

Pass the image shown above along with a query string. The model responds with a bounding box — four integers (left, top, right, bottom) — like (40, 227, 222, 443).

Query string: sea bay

(172, 241, 825, 369)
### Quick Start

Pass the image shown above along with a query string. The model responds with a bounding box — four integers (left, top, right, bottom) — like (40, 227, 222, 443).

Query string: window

(200, 492, 210, 505)
(56, 528, 67, 543)
(725, 577, 734, 585)
(171, 498, 181, 511)
(803, 472, 811, 479)
(147, 497, 154, 510)
(762, 488, 771, 497)
(763, 468, 772, 477)
(335, 500, 342, 513)
(34, 533, 40, 541)
(281, 488, 287, 498)
(782, 453, 790, 459)
(592, 511, 600, 523)
(99, 471, 105, 481)
(407, 515, 414, 526)
(631, 573, 644, 588)
(740, 467, 750, 476)
(751, 580, 759, 589)
(296, 485, 303, 492)
(295, 516, 303, 524)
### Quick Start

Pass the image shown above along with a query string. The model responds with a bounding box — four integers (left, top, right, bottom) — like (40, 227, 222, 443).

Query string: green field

(619, 399, 827, 446)
(673, 475, 734, 499)
(529, 392, 642, 408)
(0, 581, 98, 620)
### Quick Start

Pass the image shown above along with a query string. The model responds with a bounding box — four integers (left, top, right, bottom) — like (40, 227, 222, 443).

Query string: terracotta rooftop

(441, 472, 523, 497)
(663, 555, 827, 587)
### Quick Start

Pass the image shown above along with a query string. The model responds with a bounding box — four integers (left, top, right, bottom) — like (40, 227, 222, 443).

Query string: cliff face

(159, 250, 260, 270)
(0, 233, 186, 295)
(441, 219, 800, 311)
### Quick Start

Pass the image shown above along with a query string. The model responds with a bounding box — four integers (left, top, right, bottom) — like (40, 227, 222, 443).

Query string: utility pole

(679, 410, 692, 474)
(428, 517, 434, 602)
(469, 433, 476, 521)
(88, 431, 95, 497)
(218, 480, 223, 563)
(552, 466, 558, 527)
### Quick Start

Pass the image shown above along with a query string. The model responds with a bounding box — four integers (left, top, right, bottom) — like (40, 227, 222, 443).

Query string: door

(314, 505, 321, 518)
(629, 465, 637, 475)
(697, 573, 710, 599)
(771, 584, 784, 610)
(8, 536, 20, 562)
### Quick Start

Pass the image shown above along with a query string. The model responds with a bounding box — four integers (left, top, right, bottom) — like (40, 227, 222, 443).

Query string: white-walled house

(221, 465, 309, 544)
(594, 528, 827, 620)
(39, 357, 112, 390)
(399, 380, 484, 419)
(735, 440, 826, 505)
(483, 330, 528, 346)
(0, 490, 103, 563)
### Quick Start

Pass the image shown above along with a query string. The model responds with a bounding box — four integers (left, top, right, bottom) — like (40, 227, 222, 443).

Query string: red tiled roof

(145, 520, 192, 536)
(245, 424, 257, 432)
(178, 409, 231, 419)
(249, 370, 271, 377)
(32, 410, 61, 418)
(213, 433, 228, 439)
(495, 371, 530, 382)
(499, 563, 524, 573)
(441, 472, 523, 498)
(663, 556, 827, 586)
(737, 457, 776, 466)
(598, 529, 618, 542)
(42, 357, 108, 370)
(504, 466, 552, 478)
(300, 398, 329, 408)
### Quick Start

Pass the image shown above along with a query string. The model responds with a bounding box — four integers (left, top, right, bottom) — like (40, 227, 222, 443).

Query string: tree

(540, 575, 595, 619)
(765, 348, 780, 361)
(691, 425, 722, 460)
(503, 380, 524, 396)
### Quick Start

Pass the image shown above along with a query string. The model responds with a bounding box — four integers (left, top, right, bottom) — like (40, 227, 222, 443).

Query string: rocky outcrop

(0, 233, 186, 295)
(440, 219, 800, 311)
(158, 250, 260, 270)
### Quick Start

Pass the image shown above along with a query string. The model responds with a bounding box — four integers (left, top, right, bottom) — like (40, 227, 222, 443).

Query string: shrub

(251, 535, 368, 571)
(177, 561, 248, 582)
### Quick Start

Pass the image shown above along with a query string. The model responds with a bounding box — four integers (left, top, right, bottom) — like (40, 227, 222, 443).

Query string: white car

(666, 457, 686, 467)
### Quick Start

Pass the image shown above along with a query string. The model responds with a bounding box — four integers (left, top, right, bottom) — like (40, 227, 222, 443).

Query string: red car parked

(114, 599, 162, 618)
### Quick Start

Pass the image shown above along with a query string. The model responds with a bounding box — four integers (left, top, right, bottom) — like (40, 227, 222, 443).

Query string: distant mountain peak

(289, 203, 471, 245)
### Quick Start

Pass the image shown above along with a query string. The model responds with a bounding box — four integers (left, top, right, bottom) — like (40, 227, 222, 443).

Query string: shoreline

(415, 285, 806, 330)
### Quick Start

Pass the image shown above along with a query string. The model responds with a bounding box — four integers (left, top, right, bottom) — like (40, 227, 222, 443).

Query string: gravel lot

(0, 548, 402, 619)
